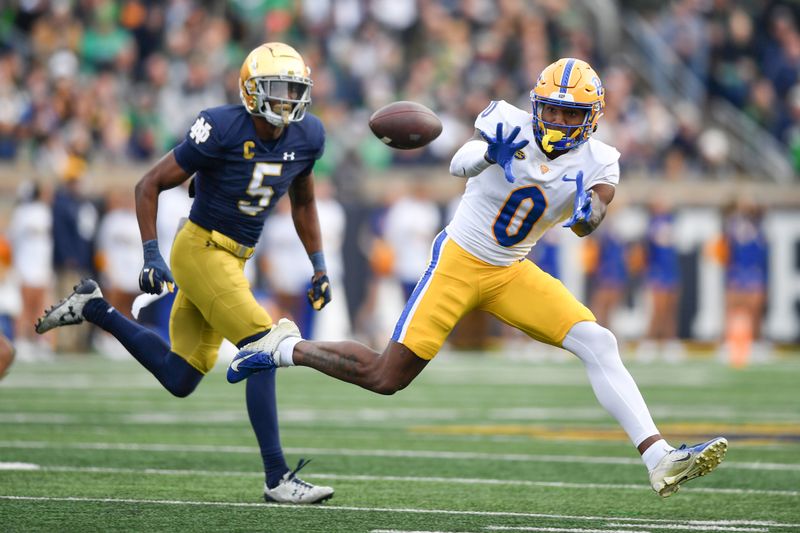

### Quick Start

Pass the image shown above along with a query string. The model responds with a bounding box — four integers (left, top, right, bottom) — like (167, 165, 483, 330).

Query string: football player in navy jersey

(35, 43, 334, 504)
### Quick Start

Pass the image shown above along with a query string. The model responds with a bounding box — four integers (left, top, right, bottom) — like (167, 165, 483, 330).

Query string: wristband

(309, 251, 326, 272)
(143, 239, 161, 260)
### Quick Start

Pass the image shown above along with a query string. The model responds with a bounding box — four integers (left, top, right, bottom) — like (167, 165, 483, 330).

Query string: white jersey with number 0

(446, 100, 621, 266)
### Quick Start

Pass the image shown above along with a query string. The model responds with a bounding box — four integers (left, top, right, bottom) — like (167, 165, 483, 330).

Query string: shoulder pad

(475, 100, 530, 132)
(199, 105, 248, 147)
(587, 139, 621, 166)
(300, 113, 325, 142)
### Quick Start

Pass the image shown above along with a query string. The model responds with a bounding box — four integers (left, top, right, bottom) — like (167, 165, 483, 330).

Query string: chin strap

(541, 129, 564, 153)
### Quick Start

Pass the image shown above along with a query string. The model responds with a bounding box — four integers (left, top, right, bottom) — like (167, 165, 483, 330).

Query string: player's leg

(292, 339, 427, 395)
(35, 279, 203, 397)
(173, 221, 331, 503)
(232, 231, 478, 395)
(484, 259, 726, 496)
(0, 332, 15, 380)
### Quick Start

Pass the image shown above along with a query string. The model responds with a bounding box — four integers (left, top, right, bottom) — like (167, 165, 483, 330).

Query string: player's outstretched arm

(566, 183, 615, 237)
(449, 129, 492, 178)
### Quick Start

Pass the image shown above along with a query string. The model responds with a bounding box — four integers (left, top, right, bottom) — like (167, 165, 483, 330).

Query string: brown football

(369, 101, 443, 150)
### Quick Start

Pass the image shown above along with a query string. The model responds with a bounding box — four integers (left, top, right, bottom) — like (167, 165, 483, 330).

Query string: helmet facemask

(531, 95, 601, 153)
(242, 76, 312, 127)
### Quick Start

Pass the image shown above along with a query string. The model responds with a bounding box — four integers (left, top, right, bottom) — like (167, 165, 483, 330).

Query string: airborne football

(368, 101, 443, 149)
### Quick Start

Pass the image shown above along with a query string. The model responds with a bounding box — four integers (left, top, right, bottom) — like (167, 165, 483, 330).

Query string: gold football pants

(392, 231, 596, 359)
(169, 220, 272, 373)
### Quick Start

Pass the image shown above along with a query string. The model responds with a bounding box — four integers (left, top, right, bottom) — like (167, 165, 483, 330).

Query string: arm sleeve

(449, 140, 491, 178)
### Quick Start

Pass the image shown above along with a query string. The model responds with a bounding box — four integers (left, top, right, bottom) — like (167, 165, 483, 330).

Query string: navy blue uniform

(166, 104, 325, 373)
(173, 104, 325, 247)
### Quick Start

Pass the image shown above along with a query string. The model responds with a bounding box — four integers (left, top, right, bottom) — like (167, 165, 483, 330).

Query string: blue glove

(139, 240, 175, 294)
(480, 123, 529, 183)
(562, 171, 592, 228)
(307, 274, 331, 311)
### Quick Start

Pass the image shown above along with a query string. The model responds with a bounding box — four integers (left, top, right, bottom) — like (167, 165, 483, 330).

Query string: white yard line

(1, 440, 798, 472)
(0, 495, 797, 530)
(487, 528, 651, 533)
(370, 530, 484, 533)
(0, 463, 797, 498)
(604, 523, 769, 532)
(4, 406, 800, 424)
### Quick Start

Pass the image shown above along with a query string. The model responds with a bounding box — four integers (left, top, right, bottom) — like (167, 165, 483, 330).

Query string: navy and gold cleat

(227, 318, 301, 384)
(35, 279, 103, 334)
(649, 437, 728, 497)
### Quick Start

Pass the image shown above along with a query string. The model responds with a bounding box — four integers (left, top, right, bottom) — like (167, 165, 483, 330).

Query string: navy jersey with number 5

(173, 104, 325, 247)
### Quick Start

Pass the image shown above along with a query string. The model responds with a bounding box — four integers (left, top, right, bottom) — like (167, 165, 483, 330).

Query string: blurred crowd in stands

(0, 0, 791, 362)
(0, 0, 799, 183)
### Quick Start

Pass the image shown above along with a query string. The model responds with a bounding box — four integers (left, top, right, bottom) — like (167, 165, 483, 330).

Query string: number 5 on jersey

(239, 162, 281, 215)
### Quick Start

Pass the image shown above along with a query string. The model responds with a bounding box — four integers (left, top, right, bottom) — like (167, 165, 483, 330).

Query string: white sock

(562, 322, 662, 450)
(641, 439, 674, 471)
(276, 337, 302, 367)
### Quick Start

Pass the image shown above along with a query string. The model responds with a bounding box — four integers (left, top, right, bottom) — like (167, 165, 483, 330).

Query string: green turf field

(1, 351, 799, 532)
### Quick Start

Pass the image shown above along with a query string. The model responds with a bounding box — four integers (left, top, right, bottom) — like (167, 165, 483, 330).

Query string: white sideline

(0, 463, 797, 498)
(373, 529, 651, 533)
(0, 440, 798, 472)
(1, 495, 798, 529)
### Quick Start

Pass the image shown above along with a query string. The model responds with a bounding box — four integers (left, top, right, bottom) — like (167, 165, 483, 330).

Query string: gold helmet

(530, 58, 605, 152)
(239, 42, 313, 127)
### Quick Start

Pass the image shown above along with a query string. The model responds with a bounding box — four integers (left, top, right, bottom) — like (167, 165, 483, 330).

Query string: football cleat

(227, 318, 301, 384)
(35, 279, 103, 334)
(264, 458, 334, 504)
(649, 437, 728, 497)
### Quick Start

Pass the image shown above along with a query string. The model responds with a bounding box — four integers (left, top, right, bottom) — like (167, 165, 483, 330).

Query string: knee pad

(564, 321, 620, 365)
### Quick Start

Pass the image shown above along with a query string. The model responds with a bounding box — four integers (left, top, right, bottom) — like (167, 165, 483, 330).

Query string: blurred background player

(229, 58, 728, 499)
(8, 181, 52, 359)
(0, 235, 19, 352)
(0, 331, 13, 380)
(383, 179, 442, 300)
(587, 213, 629, 329)
(50, 155, 98, 354)
(716, 197, 770, 366)
(261, 196, 315, 337)
(35, 42, 334, 504)
(94, 188, 142, 358)
(636, 199, 685, 362)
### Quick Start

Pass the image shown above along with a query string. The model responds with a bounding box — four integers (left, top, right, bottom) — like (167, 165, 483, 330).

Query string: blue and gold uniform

(169, 104, 324, 372)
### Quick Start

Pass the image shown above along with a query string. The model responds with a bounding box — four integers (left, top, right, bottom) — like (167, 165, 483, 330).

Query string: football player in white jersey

(228, 58, 728, 498)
